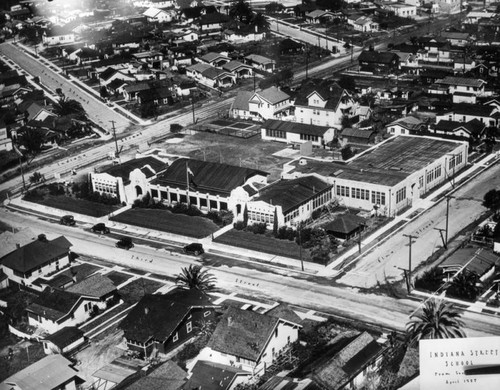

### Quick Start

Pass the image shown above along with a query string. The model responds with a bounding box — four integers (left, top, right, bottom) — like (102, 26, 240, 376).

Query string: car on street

(183, 243, 204, 255)
(60, 215, 75, 226)
(91, 223, 110, 234)
(116, 236, 134, 250)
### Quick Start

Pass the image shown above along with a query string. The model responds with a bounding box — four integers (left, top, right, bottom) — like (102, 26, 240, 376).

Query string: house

(0, 235, 72, 291)
(384, 3, 416, 18)
(247, 86, 293, 121)
(261, 119, 336, 147)
(192, 305, 302, 377)
(305, 10, 337, 24)
(294, 79, 354, 128)
(222, 61, 253, 79)
(340, 128, 376, 145)
(199, 52, 230, 68)
(42, 326, 86, 355)
(348, 16, 379, 32)
(138, 87, 174, 106)
(90, 156, 168, 204)
(229, 91, 253, 120)
(223, 25, 266, 43)
(0, 120, 12, 151)
(0, 354, 85, 390)
(386, 116, 427, 136)
(432, 119, 486, 140)
(435, 76, 486, 97)
(441, 31, 470, 46)
(176, 79, 197, 96)
(186, 63, 235, 89)
(436, 103, 498, 127)
(439, 247, 499, 282)
(0, 227, 36, 259)
(124, 360, 187, 390)
(99, 67, 135, 86)
(311, 331, 385, 390)
(183, 361, 251, 390)
(279, 38, 303, 55)
(133, 51, 165, 69)
(119, 288, 218, 358)
(358, 51, 399, 74)
(149, 157, 269, 217)
(324, 213, 367, 240)
(199, 12, 230, 39)
(143, 7, 175, 23)
(42, 25, 76, 46)
(244, 176, 333, 228)
(244, 54, 276, 73)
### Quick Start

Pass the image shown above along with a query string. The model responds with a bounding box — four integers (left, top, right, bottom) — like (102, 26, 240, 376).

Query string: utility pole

(109, 120, 120, 160)
(358, 224, 365, 254)
(434, 227, 447, 249)
(18, 155, 26, 193)
(403, 234, 417, 293)
(305, 45, 309, 79)
(299, 224, 304, 272)
(445, 195, 454, 246)
(190, 97, 196, 124)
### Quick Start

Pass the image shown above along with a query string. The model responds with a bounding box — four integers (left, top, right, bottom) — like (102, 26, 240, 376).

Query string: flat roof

(289, 135, 464, 187)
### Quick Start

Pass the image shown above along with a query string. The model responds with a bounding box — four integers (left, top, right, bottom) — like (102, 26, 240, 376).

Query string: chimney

(16, 243, 20, 249)
(227, 316, 233, 326)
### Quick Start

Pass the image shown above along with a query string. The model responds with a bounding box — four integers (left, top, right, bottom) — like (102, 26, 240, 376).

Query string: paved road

(337, 162, 500, 288)
(1, 210, 498, 338)
(0, 42, 131, 133)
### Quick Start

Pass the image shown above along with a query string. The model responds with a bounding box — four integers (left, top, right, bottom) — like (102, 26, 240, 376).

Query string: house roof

(66, 274, 116, 298)
(0, 227, 36, 259)
(434, 119, 485, 136)
(101, 156, 167, 181)
(358, 50, 399, 64)
(183, 361, 249, 390)
(294, 79, 348, 110)
(201, 67, 232, 80)
(187, 62, 212, 73)
(265, 303, 303, 326)
(200, 52, 229, 63)
(439, 247, 499, 276)
(231, 90, 252, 111)
(0, 354, 82, 390)
(222, 60, 251, 72)
(387, 116, 425, 131)
(341, 128, 375, 139)
(124, 360, 186, 390)
(263, 119, 332, 137)
(324, 214, 367, 235)
(437, 76, 485, 88)
(151, 158, 268, 197)
(207, 307, 280, 362)
(252, 86, 290, 105)
(244, 54, 275, 65)
(44, 326, 84, 349)
(100, 67, 118, 81)
(27, 289, 82, 322)
(254, 176, 331, 214)
(0, 236, 71, 274)
(119, 288, 216, 343)
(108, 78, 129, 90)
(312, 331, 382, 389)
(199, 12, 230, 25)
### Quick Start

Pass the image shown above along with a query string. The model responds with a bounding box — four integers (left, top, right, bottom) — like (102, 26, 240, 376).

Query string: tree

(250, 13, 270, 32)
(316, 0, 343, 11)
(265, 2, 284, 13)
(446, 270, 481, 301)
(140, 102, 158, 118)
(229, 0, 253, 23)
(338, 75, 356, 91)
(483, 189, 500, 216)
(53, 98, 87, 119)
(19, 127, 45, 156)
(29, 171, 45, 184)
(100, 86, 109, 99)
(272, 207, 278, 236)
(243, 203, 248, 227)
(176, 265, 216, 292)
(406, 299, 465, 346)
(341, 145, 354, 160)
(414, 266, 444, 292)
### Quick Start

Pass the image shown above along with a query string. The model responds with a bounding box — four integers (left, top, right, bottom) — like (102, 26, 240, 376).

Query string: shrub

(170, 123, 183, 133)
(48, 183, 65, 196)
(311, 208, 322, 220)
(414, 266, 444, 292)
(234, 221, 246, 230)
(250, 222, 267, 235)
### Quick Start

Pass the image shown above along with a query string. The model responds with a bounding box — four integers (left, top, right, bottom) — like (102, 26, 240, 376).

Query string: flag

(186, 164, 197, 188)
(187, 166, 194, 177)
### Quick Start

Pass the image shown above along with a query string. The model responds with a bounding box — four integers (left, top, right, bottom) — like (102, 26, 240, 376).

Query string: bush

(311, 208, 322, 220)
(414, 266, 444, 292)
(170, 123, 183, 133)
(250, 222, 267, 235)
(48, 183, 65, 196)
(234, 220, 246, 230)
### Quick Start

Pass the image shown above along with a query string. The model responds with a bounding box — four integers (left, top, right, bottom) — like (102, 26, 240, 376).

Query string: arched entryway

(135, 186, 143, 197)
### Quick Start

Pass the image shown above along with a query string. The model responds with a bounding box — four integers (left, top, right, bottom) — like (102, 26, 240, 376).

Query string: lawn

(24, 194, 119, 218)
(215, 230, 303, 260)
(119, 278, 165, 304)
(111, 208, 219, 238)
(105, 271, 133, 286)
(66, 263, 102, 281)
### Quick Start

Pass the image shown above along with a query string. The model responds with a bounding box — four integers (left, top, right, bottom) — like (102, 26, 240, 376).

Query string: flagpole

(186, 161, 190, 206)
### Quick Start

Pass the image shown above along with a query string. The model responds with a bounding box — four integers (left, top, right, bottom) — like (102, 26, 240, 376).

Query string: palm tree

(406, 299, 465, 346)
(53, 98, 87, 119)
(250, 13, 270, 32)
(446, 270, 480, 301)
(175, 265, 216, 292)
(229, 0, 253, 24)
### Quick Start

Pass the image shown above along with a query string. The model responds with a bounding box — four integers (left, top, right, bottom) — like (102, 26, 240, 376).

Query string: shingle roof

(99, 67, 117, 81)
(245, 54, 275, 65)
(294, 79, 347, 110)
(387, 116, 425, 131)
(324, 214, 367, 235)
(341, 128, 375, 139)
(450, 103, 495, 117)
(201, 67, 232, 80)
(252, 86, 290, 105)
(27, 289, 82, 321)
(358, 50, 399, 64)
(101, 156, 167, 181)
(124, 360, 186, 390)
(0, 227, 36, 259)
(434, 119, 485, 136)
(263, 119, 331, 137)
(0, 354, 82, 390)
(254, 176, 331, 214)
(66, 274, 116, 298)
(207, 307, 279, 361)
(222, 60, 251, 72)
(265, 303, 303, 326)
(200, 52, 229, 63)
(119, 288, 216, 343)
(151, 158, 268, 196)
(0, 236, 71, 274)
(187, 62, 212, 73)
(439, 247, 499, 276)
(44, 326, 84, 349)
(231, 90, 252, 111)
(183, 361, 248, 390)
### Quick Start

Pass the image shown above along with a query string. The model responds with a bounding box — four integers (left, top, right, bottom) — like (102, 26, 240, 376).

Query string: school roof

(66, 274, 116, 298)
(262, 119, 332, 137)
(0, 354, 82, 390)
(183, 361, 249, 390)
(0, 236, 72, 274)
(151, 158, 268, 197)
(253, 176, 331, 214)
(289, 135, 465, 187)
(439, 247, 499, 276)
(119, 288, 216, 343)
(100, 156, 167, 181)
(207, 307, 280, 361)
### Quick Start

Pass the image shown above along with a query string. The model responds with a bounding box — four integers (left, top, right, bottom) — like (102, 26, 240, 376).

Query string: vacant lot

(111, 208, 219, 238)
(215, 230, 303, 260)
(24, 194, 119, 218)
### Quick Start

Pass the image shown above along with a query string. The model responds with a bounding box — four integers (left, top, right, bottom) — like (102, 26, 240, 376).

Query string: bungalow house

(42, 25, 76, 46)
(123, 82, 152, 101)
(99, 67, 135, 86)
(119, 288, 218, 358)
(340, 128, 376, 146)
(0, 354, 85, 390)
(42, 326, 86, 355)
(247, 86, 293, 121)
(106, 79, 129, 97)
(311, 331, 385, 390)
(143, 7, 175, 23)
(222, 60, 253, 79)
(200, 67, 235, 89)
(148, 157, 269, 217)
(176, 79, 197, 96)
(0, 235, 72, 291)
(90, 156, 168, 204)
(305, 10, 337, 24)
(132, 51, 165, 69)
(441, 31, 470, 46)
(294, 79, 354, 128)
(386, 116, 427, 136)
(244, 176, 333, 228)
(279, 38, 303, 55)
(0, 120, 12, 151)
(191, 305, 302, 377)
(439, 247, 499, 282)
(198, 52, 230, 68)
(432, 119, 486, 141)
(464, 11, 496, 24)
(138, 86, 174, 106)
(199, 12, 230, 39)
(261, 119, 336, 147)
(348, 16, 379, 32)
(183, 361, 251, 390)
(435, 76, 487, 98)
(435, 103, 498, 127)
(244, 54, 276, 73)
(358, 50, 399, 74)
(324, 213, 367, 241)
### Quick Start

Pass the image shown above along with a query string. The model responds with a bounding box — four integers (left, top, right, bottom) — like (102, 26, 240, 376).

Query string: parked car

(92, 223, 110, 234)
(183, 243, 204, 255)
(60, 215, 75, 226)
(116, 236, 134, 250)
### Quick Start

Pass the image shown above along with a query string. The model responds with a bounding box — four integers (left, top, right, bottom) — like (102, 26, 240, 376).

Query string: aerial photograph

(0, 0, 499, 389)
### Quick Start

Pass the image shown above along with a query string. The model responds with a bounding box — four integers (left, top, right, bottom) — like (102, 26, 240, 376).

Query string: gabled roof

(450, 103, 495, 117)
(222, 60, 251, 72)
(199, 12, 230, 25)
(107, 78, 129, 90)
(0, 227, 36, 259)
(44, 326, 84, 349)
(294, 79, 348, 110)
(387, 116, 425, 131)
(439, 247, 499, 276)
(125, 360, 186, 390)
(434, 119, 486, 136)
(324, 214, 367, 234)
(265, 303, 303, 326)
(201, 67, 232, 80)
(199, 52, 229, 63)
(100, 156, 167, 181)
(231, 90, 252, 111)
(341, 128, 375, 139)
(254, 176, 331, 214)
(244, 54, 275, 65)
(66, 274, 116, 298)
(263, 119, 332, 137)
(0, 354, 82, 390)
(251, 86, 290, 105)
(100, 67, 118, 81)
(119, 288, 216, 343)
(207, 307, 280, 362)
(151, 158, 268, 196)
(187, 62, 212, 73)
(183, 361, 249, 390)
(27, 289, 82, 322)
(0, 236, 72, 274)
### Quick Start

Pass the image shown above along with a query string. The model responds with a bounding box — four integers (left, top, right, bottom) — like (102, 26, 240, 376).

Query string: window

(151, 189, 159, 198)
(419, 176, 424, 189)
(266, 128, 286, 138)
(336, 185, 350, 197)
(204, 310, 211, 317)
(173, 332, 179, 342)
(351, 187, 369, 200)
(396, 187, 406, 204)
(186, 321, 192, 333)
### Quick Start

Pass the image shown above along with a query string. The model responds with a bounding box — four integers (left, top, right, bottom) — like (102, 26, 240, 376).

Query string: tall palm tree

(406, 299, 465, 346)
(53, 98, 87, 119)
(175, 265, 216, 292)
(250, 13, 270, 32)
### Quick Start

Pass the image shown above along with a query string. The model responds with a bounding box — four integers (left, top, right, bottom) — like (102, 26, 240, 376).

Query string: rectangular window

(186, 322, 192, 333)
(179, 194, 187, 203)
(371, 191, 386, 205)
(200, 198, 207, 207)
(396, 187, 406, 204)
(265, 128, 286, 138)
(336, 185, 350, 197)
(220, 202, 228, 210)
(151, 189, 158, 198)
(170, 193, 178, 202)
(209, 200, 218, 209)
(189, 196, 197, 205)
